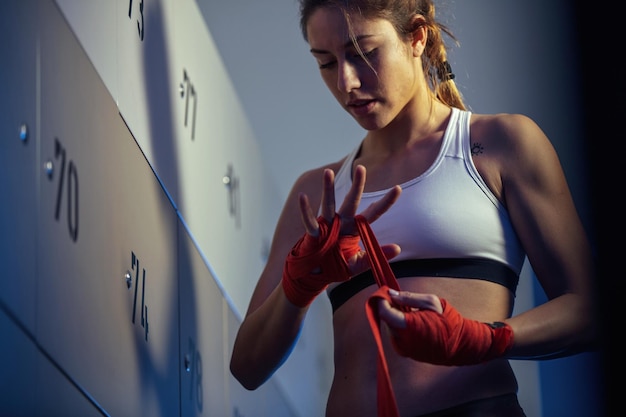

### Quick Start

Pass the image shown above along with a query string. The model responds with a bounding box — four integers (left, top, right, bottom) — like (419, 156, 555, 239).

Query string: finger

(358, 184, 402, 224)
(381, 243, 401, 261)
(298, 192, 320, 237)
(320, 169, 336, 222)
(388, 290, 443, 314)
(349, 243, 401, 275)
(378, 298, 407, 329)
(337, 165, 366, 218)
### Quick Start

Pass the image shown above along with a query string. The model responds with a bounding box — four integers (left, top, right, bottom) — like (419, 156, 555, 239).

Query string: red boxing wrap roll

(282, 214, 361, 307)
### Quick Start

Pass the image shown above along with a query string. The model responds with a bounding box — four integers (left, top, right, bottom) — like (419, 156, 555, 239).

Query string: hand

(299, 165, 402, 275)
(378, 289, 443, 328)
(282, 165, 402, 307)
(373, 288, 514, 366)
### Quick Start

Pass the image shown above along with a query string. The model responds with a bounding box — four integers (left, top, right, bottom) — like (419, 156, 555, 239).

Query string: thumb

(388, 289, 443, 314)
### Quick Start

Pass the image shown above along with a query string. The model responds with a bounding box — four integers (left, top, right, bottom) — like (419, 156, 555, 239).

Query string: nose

(337, 60, 361, 93)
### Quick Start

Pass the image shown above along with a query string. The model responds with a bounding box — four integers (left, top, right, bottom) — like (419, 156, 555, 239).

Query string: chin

(356, 118, 386, 131)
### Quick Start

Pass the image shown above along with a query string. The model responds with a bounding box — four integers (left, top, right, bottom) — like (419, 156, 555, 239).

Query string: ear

(409, 15, 428, 57)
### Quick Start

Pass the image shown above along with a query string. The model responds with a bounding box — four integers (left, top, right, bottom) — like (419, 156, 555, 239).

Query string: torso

(327, 277, 518, 416)
(323, 108, 525, 416)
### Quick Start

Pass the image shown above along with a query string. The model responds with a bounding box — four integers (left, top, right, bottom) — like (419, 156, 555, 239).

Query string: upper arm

(494, 114, 595, 300)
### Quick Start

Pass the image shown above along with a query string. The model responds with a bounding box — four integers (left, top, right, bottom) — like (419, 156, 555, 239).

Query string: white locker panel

(53, 0, 118, 102)
(36, 1, 179, 415)
(1, 306, 103, 417)
(52, 0, 282, 316)
(115, 0, 179, 202)
(170, 0, 279, 315)
(35, 353, 109, 417)
(0, 308, 38, 417)
(178, 220, 228, 417)
(0, 0, 39, 333)
(34, 345, 109, 417)
(166, 0, 234, 279)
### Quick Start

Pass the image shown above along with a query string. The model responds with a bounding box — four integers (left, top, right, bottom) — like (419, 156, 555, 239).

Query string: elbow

(229, 353, 265, 391)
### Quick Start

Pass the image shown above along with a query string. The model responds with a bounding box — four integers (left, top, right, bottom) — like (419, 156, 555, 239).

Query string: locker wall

(1, 0, 322, 416)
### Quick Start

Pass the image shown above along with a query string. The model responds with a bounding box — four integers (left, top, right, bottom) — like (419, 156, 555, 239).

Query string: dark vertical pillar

(574, 5, 626, 417)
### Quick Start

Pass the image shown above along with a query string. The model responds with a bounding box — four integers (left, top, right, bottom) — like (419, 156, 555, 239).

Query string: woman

(230, 0, 597, 415)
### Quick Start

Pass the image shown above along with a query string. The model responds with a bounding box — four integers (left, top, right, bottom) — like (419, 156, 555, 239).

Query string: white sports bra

(327, 108, 526, 312)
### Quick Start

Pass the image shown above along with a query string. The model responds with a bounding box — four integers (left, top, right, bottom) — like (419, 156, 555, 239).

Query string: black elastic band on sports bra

(329, 258, 519, 313)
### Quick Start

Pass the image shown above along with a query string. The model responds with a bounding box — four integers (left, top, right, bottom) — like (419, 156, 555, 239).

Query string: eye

(361, 49, 377, 59)
(350, 48, 377, 63)
(319, 60, 337, 70)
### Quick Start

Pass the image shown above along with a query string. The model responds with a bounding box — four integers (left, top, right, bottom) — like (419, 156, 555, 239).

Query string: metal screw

(125, 271, 132, 289)
(45, 160, 54, 179)
(223, 163, 234, 187)
(184, 354, 191, 372)
(19, 123, 28, 142)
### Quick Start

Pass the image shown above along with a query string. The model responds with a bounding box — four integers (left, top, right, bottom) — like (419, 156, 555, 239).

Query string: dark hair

(299, 0, 466, 109)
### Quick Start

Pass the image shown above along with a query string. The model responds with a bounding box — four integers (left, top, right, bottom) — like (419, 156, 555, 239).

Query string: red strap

(355, 215, 400, 291)
(355, 215, 402, 417)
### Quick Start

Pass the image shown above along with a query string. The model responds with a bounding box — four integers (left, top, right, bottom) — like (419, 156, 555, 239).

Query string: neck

(364, 99, 451, 154)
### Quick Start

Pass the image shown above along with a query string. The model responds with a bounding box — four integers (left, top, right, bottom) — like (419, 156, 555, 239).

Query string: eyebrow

(309, 34, 376, 54)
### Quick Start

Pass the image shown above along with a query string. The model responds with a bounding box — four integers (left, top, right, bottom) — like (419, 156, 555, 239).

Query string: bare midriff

(325, 276, 518, 417)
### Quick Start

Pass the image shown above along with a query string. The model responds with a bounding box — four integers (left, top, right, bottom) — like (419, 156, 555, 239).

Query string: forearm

(230, 284, 308, 390)
(504, 293, 597, 360)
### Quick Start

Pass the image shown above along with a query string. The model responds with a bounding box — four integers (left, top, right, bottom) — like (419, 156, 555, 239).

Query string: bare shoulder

(470, 113, 559, 175)
(468, 113, 561, 203)
(470, 112, 552, 155)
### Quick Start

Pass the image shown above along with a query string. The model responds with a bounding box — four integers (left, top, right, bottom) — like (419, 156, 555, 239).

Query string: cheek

(320, 73, 340, 96)
(381, 60, 417, 94)
(320, 75, 347, 106)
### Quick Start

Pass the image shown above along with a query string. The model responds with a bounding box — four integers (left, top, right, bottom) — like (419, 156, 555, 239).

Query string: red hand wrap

(390, 298, 514, 365)
(282, 214, 361, 307)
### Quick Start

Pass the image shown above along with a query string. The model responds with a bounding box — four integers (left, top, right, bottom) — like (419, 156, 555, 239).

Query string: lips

(347, 99, 376, 116)
(347, 98, 374, 107)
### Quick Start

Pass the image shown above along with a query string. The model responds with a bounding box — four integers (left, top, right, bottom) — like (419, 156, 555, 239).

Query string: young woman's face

(306, 7, 422, 130)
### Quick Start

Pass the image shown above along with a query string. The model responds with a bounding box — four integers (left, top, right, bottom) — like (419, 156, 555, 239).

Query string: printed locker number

(129, 251, 149, 342)
(181, 69, 198, 141)
(48, 138, 79, 242)
(128, 0, 145, 41)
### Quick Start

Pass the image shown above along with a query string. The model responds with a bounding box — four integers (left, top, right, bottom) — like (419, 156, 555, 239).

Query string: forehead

(306, 7, 394, 50)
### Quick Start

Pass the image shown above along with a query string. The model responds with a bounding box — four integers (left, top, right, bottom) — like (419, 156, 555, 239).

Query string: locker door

(36, 1, 179, 415)
(0, 308, 38, 417)
(35, 348, 110, 417)
(115, 0, 178, 203)
(178, 220, 228, 417)
(170, 0, 280, 316)
(0, 0, 39, 333)
(53, 0, 117, 102)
